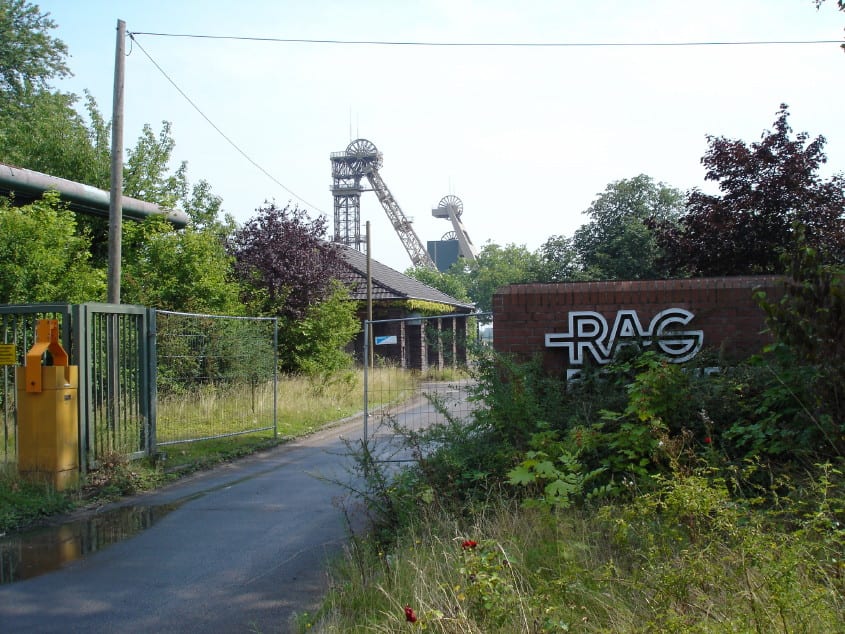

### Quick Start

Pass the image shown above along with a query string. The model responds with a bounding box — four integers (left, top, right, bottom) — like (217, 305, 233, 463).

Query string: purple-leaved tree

(229, 203, 344, 321)
(653, 104, 845, 276)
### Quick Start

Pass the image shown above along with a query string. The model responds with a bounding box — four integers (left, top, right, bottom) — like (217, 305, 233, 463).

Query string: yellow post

(16, 319, 79, 490)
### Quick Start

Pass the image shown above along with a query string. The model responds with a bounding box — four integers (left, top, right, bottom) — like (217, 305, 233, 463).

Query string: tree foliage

(124, 122, 186, 209)
(654, 105, 845, 276)
(451, 243, 541, 313)
(0, 0, 68, 103)
(291, 280, 360, 378)
(0, 192, 104, 303)
(571, 175, 683, 280)
(537, 174, 684, 282)
(815, 0, 845, 52)
(0, 90, 110, 187)
(121, 219, 241, 314)
(539, 175, 683, 282)
(228, 203, 344, 320)
(404, 266, 470, 303)
(534, 234, 582, 283)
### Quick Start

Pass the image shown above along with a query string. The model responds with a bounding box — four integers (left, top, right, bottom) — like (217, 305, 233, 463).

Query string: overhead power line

(127, 32, 326, 214)
(129, 32, 842, 48)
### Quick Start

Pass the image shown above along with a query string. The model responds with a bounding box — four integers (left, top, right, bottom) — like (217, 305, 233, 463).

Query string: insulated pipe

(0, 162, 188, 228)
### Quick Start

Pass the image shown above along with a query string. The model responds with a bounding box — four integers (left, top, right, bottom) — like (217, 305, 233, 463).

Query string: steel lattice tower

(330, 139, 435, 269)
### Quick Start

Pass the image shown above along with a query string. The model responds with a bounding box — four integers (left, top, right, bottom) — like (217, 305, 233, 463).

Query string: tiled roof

(337, 245, 475, 311)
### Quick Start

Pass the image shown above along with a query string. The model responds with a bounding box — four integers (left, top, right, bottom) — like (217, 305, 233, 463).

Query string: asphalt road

(0, 418, 370, 634)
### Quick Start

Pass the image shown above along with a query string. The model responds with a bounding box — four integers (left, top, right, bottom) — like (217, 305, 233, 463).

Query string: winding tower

(431, 195, 478, 262)
(331, 139, 436, 269)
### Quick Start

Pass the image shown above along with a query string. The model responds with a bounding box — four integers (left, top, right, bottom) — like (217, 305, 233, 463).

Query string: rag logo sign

(545, 309, 704, 371)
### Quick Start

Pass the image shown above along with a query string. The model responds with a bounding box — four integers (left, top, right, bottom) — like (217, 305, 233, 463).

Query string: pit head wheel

(437, 194, 463, 218)
(346, 138, 383, 173)
(441, 231, 458, 240)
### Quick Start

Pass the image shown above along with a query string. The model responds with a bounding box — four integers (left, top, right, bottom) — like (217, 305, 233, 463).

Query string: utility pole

(108, 19, 126, 304)
(106, 20, 126, 439)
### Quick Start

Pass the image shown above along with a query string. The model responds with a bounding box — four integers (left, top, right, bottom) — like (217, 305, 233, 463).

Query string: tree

(0, 0, 69, 103)
(124, 122, 186, 209)
(571, 175, 684, 280)
(534, 234, 582, 283)
(0, 192, 105, 303)
(121, 219, 241, 314)
(0, 90, 110, 188)
(404, 266, 470, 303)
(654, 105, 845, 276)
(228, 203, 344, 320)
(292, 280, 360, 380)
(452, 242, 541, 313)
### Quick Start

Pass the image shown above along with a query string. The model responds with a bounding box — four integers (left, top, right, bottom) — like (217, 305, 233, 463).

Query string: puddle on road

(0, 503, 180, 585)
(0, 463, 288, 586)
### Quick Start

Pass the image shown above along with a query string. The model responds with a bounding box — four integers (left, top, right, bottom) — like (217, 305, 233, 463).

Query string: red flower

(404, 605, 417, 623)
(704, 436, 712, 444)
(461, 539, 478, 550)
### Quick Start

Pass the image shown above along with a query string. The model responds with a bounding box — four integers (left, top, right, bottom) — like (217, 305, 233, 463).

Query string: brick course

(493, 276, 782, 375)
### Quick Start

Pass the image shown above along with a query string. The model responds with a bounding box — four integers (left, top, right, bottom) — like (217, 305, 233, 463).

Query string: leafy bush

(754, 241, 845, 458)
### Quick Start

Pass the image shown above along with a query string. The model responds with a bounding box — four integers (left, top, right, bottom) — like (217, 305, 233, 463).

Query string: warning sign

(0, 344, 16, 366)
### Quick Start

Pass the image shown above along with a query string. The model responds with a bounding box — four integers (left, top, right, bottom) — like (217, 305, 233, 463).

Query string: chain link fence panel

(155, 311, 278, 447)
(363, 313, 490, 453)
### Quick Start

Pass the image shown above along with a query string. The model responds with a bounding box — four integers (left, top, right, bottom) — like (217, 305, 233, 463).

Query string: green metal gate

(76, 304, 156, 465)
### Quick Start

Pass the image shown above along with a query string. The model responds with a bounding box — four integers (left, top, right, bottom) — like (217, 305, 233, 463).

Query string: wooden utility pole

(107, 19, 126, 304)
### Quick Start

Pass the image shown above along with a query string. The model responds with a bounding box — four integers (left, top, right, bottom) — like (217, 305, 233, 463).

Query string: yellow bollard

(16, 319, 79, 491)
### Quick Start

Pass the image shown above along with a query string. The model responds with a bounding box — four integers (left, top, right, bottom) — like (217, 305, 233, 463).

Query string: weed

(0, 466, 74, 533)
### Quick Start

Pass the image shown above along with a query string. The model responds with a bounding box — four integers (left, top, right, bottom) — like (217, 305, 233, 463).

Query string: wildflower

(404, 605, 417, 623)
(461, 539, 477, 550)
(704, 436, 712, 444)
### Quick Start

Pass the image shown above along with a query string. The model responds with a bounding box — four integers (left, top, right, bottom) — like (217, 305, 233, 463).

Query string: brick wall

(492, 276, 783, 375)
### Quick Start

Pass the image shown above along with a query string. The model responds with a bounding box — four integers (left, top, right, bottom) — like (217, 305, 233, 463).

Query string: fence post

(363, 319, 370, 445)
(146, 308, 158, 455)
(71, 303, 89, 475)
(273, 317, 278, 439)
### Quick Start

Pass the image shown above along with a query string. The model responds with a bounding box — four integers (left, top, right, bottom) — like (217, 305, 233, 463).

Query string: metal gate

(76, 304, 156, 465)
(362, 312, 491, 445)
(0, 303, 155, 471)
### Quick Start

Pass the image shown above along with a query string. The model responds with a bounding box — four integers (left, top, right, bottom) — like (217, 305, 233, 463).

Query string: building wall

(492, 277, 783, 376)
(351, 303, 471, 370)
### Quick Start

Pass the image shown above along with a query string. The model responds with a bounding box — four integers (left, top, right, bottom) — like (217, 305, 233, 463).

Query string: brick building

(338, 246, 475, 370)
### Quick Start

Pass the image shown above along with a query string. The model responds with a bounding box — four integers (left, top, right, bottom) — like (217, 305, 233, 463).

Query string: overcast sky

(37, 0, 845, 272)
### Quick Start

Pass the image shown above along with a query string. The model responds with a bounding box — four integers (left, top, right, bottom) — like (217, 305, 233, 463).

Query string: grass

(0, 463, 75, 534)
(297, 469, 845, 633)
(0, 366, 419, 533)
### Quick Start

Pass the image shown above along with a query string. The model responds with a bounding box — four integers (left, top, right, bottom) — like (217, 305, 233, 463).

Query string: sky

(35, 0, 845, 272)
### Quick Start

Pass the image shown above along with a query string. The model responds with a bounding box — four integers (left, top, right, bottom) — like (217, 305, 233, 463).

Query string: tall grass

(300, 468, 845, 633)
(157, 366, 416, 443)
(157, 367, 417, 469)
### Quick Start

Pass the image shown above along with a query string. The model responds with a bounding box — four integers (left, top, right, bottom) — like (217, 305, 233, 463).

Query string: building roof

(337, 245, 475, 312)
